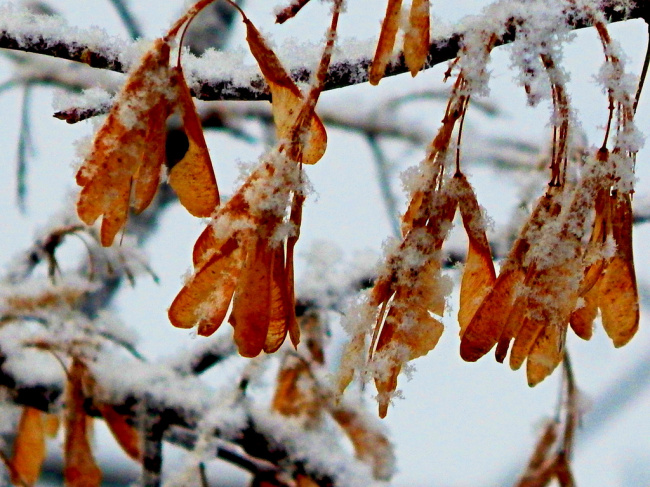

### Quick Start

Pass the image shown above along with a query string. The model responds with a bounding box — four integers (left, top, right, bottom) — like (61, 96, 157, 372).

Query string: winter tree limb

(1, 0, 648, 113)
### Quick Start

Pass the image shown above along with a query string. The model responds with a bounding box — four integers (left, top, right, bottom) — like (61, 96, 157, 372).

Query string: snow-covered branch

(0, 0, 646, 114)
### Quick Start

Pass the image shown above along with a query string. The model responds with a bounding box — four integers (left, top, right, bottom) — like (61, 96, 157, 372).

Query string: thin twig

(107, 0, 143, 40)
(16, 84, 34, 212)
(634, 21, 650, 113)
(366, 134, 401, 237)
(141, 405, 166, 487)
(276, 0, 312, 24)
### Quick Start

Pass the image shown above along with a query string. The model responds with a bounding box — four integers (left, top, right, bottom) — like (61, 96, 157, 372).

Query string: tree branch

(1, 0, 647, 110)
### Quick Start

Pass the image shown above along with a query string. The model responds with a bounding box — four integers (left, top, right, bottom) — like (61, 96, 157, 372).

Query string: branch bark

(1, 0, 647, 108)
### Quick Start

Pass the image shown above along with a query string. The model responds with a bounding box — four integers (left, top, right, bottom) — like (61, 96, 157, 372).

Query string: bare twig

(16, 83, 34, 211)
(141, 405, 166, 487)
(634, 21, 650, 112)
(107, 0, 142, 40)
(276, 0, 312, 24)
(366, 134, 401, 237)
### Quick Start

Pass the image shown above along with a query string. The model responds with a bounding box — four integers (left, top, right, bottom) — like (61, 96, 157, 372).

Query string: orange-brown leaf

(243, 16, 300, 94)
(459, 239, 496, 337)
(230, 238, 273, 357)
(131, 100, 170, 213)
(167, 67, 220, 217)
(10, 407, 46, 486)
(526, 323, 565, 387)
(369, 0, 403, 85)
(400, 190, 424, 237)
(76, 39, 172, 246)
(495, 291, 528, 363)
(569, 286, 598, 340)
(168, 240, 242, 333)
(243, 15, 327, 164)
(98, 405, 141, 462)
(264, 246, 291, 353)
(64, 359, 102, 487)
(271, 83, 328, 165)
(285, 194, 303, 348)
(192, 227, 238, 269)
(509, 315, 544, 372)
(598, 192, 638, 347)
(376, 362, 399, 419)
(77, 163, 132, 247)
(44, 413, 60, 438)
(272, 356, 319, 421)
(599, 256, 638, 347)
(461, 190, 560, 363)
(460, 268, 524, 362)
(397, 309, 444, 360)
(456, 174, 496, 336)
(372, 304, 442, 418)
(331, 407, 394, 480)
(404, 0, 430, 76)
(508, 263, 578, 376)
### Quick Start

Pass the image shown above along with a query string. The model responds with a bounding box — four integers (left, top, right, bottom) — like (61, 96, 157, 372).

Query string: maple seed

(76, 36, 220, 246)
(456, 173, 496, 337)
(76, 39, 173, 247)
(10, 407, 46, 486)
(242, 12, 327, 164)
(370, 0, 402, 85)
(167, 66, 220, 216)
(404, 0, 430, 76)
(64, 359, 102, 487)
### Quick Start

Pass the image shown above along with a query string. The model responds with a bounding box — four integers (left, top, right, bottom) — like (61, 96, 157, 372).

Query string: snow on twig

(0, 0, 646, 122)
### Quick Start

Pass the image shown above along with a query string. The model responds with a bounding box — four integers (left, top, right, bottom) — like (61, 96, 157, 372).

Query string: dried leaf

(242, 15, 327, 164)
(510, 263, 578, 375)
(64, 359, 102, 487)
(10, 407, 46, 486)
(98, 405, 141, 462)
(526, 322, 565, 386)
(44, 414, 60, 438)
(285, 194, 304, 348)
(554, 452, 576, 487)
(515, 421, 560, 487)
(369, 0, 403, 85)
(168, 239, 241, 334)
(569, 286, 597, 340)
(509, 314, 545, 372)
(331, 407, 394, 480)
(494, 288, 528, 363)
(399, 309, 444, 360)
(373, 303, 443, 418)
(337, 332, 366, 395)
(167, 66, 220, 217)
(76, 39, 172, 246)
(131, 100, 170, 214)
(404, 0, 430, 76)
(264, 246, 291, 353)
(598, 192, 639, 347)
(456, 174, 496, 336)
(272, 355, 320, 422)
(460, 268, 524, 362)
(375, 363, 399, 419)
(271, 83, 327, 165)
(229, 237, 273, 357)
(461, 189, 561, 363)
